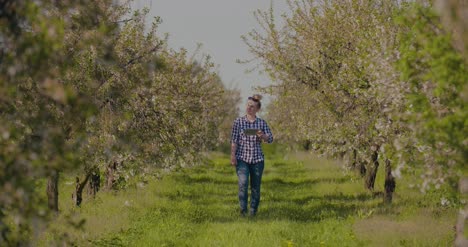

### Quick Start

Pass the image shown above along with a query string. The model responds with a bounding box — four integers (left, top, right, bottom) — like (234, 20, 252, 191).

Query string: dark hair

(248, 94, 262, 109)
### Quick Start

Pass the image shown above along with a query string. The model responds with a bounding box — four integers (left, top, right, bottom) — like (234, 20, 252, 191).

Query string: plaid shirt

(231, 116, 274, 164)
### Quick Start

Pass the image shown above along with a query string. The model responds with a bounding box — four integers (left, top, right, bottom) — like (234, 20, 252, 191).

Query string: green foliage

(245, 0, 466, 193)
(396, 3, 467, 177)
(0, 1, 112, 244)
(0, 0, 239, 245)
(244, 0, 407, 193)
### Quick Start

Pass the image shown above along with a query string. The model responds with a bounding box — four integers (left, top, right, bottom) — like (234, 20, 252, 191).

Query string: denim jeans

(236, 159, 265, 215)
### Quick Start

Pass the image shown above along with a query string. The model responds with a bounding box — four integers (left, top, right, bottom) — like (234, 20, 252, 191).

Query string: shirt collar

(243, 115, 257, 123)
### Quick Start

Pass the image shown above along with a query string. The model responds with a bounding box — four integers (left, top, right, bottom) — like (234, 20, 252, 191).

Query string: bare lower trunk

(365, 150, 379, 191)
(302, 140, 312, 151)
(73, 174, 90, 207)
(0, 209, 7, 243)
(455, 177, 468, 247)
(47, 170, 59, 212)
(359, 162, 367, 177)
(383, 159, 396, 204)
(87, 169, 101, 198)
(106, 160, 119, 190)
(351, 149, 366, 177)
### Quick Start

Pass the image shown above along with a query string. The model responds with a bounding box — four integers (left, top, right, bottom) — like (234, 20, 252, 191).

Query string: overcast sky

(130, 0, 290, 114)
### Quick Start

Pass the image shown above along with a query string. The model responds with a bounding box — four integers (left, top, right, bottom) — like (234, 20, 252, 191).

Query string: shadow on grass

(159, 182, 371, 224)
(263, 176, 351, 187)
(172, 173, 236, 185)
(156, 159, 374, 224)
(258, 201, 359, 222)
(291, 193, 374, 205)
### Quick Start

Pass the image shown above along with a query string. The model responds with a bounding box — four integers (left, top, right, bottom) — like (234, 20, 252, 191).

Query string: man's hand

(256, 130, 268, 142)
(231, 155, 237, 166)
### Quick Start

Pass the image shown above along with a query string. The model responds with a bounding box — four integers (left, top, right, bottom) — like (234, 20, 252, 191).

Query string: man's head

(246, 94, 262, 115)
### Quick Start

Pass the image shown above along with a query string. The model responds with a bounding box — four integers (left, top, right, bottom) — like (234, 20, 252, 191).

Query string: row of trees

(0, 0, 239, 245)
(245, 0, 466, 202)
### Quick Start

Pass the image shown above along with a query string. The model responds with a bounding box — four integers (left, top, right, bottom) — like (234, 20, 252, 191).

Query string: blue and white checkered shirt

(231, 116, 274, 164)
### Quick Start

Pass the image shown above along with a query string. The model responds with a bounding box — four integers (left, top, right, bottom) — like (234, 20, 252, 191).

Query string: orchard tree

(246, 0, 466, 205)
(396, 2, 467, 191)
(0, 0, 239, 244)
(0, 0, 126, 244)
(56, 5, 240, 203)
(244, 0, 404, 200)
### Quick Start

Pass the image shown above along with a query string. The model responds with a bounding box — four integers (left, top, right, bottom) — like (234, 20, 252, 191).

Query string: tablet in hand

(244, 129, 260, 136)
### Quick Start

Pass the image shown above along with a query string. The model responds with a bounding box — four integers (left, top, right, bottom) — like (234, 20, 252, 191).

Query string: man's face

(246, 100, 259, 115)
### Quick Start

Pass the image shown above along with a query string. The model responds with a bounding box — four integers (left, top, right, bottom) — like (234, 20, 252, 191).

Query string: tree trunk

(302, 140, 312, 151)
(351, 149, 366, 177)
(46, 170, 59, 212)
(106, 160, 118, 190)
(383, 159, 396, 204)
(359, 161, 367, 177)
(350, 149, 357, 170)
(455, 177, 468, 247)
(73, 173, 90, 207)
(87, 169, 101, 198)
(365, 149, 379, 190)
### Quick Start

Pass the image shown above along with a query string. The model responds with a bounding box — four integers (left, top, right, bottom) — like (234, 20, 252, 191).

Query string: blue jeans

(236, 159, 265, 215)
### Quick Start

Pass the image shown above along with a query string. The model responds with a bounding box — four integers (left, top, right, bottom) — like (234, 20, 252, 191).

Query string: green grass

(38, 150, 457, 246)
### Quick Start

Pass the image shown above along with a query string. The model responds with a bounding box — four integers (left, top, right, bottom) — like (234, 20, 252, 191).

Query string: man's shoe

(240, 210, 247, 217)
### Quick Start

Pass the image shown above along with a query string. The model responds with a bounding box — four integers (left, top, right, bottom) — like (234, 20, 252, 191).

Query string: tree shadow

(263, 176, 351, 187)
(171, 173, 236, 186)
(257, 201, 359, 222)
(291, 193, 374, 205)
(158, 163, 376, 224)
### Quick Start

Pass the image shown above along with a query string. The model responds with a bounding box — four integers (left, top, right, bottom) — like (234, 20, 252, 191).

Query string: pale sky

(130, 0, 290, 114)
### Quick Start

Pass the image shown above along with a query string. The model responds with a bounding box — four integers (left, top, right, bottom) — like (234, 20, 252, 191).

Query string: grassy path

(41, 151, 456, 246)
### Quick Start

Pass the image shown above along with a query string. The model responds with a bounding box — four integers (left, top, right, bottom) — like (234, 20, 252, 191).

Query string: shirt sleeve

(230, 118, 240, 144)
(263, 120, 274, 143)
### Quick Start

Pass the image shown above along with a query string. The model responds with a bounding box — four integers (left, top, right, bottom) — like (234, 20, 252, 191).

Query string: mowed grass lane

(41, 151, 456, 246)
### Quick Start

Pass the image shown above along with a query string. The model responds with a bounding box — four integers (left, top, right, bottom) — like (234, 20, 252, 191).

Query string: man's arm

(231, 143, 237, 166)
(261, 121, 274, 143)
(230, 119, 239, 166)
